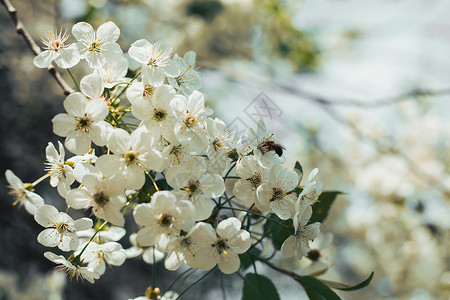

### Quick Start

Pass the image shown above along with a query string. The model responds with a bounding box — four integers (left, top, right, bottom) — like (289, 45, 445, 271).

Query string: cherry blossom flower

(126, 67, 165, 105)
(79, 241, 127, 275)
(171, 90, 209, 150)
(190, 218, 251, 274)
(34, 204, 93, 251)
(34, 27, 80, 69)
(298, 168, 323, 206)
(44, 252, 99, 283)
(134, 191, 195, 251)
(233, 155, 268, 206)
(45, 141, 75, 197)
(66, 171, 126, 226)
(166, 158, 225, 220)
(166, 51, 201, 95)
(128, 39, 172, 75)
(107, 126, 164, 190)
(129, 85, 179, 143)
(95, 57, 129, 89)
(256, 164, 298, 220)
(72, 21, 122, 69)
(5, 169, 44, 215)
(281, 204, 321, 260)
(52, 92, 112, 155)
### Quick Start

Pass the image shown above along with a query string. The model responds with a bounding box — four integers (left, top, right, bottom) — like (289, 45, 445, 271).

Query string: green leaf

(309, 191, 343, 224)
(297, 276, 342, 300)
(321, 272, 374, 291)
(242, 273, 280, 300)
(294, 161, 304, 183)
(263, 214, 294, 250)
(240, 248, 261, 271)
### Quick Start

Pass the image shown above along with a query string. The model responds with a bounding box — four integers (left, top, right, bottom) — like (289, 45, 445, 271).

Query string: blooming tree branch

(0, 0, 74, 95)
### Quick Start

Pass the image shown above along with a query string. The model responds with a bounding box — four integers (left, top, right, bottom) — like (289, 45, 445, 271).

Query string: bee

(258, 138, 285, 157)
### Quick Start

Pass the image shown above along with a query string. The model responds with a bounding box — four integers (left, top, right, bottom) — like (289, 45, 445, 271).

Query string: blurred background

(0, 0, 449, 299)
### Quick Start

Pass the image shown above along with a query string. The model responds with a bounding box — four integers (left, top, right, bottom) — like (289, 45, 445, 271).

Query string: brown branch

(1, 0, 74, 95)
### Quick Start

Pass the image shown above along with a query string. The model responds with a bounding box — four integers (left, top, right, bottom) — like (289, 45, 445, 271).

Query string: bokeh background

(1, 0, 449, 299)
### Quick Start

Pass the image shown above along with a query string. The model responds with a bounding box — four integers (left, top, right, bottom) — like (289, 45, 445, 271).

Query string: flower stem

(175, 267, 216, 300)
(161, 268, 196, 297)
(67, 68, 80, 91)
(78, 220, 108, 257)
(32, 173, 51, 186)
(113, 71, 140, 100)
(140, 166, 160, 192)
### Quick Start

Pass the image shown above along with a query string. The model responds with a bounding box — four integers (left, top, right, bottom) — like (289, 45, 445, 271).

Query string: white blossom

(256, 164, 298, 220)
(72, 21, 122, 69)
(45, 141, 75, 197)
(34, 204, 92, 251)
(44, 252, 99, 283)
(34, 28, 80, 69)
(134, 191, 195, 251)
(5, 169, 44, 215)
(52, 92, 111, 155)
(281, 204, 321, 260)
(79, 241, 127, 275)
(190, 218, 251, 274)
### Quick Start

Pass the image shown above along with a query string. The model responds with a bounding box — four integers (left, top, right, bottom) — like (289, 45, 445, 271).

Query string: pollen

(41, 27, 69, 52)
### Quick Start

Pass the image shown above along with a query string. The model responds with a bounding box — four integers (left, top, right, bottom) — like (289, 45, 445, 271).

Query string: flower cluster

(5, 21, 338, 297)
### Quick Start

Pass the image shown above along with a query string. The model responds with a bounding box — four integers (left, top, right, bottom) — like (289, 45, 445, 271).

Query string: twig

(1, 0, 74, 95)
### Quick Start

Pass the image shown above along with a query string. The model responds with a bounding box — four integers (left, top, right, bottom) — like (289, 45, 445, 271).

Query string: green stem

(78, 220, 108, 257)
(161, 268, 196, 297)
(140, 166, 160, 192)
(114, 71, 141, 100)
(175, 267, 216, 300)
(67, 68, 80, 91)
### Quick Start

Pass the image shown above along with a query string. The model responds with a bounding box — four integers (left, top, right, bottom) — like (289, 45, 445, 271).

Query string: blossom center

(93, 192, 109, 207)
(246, 173, 262, 189)
(183, 115, 197, 128)
(125, 151, 138, 164)
(306, 249, 321, 262)
(213, 237, 229, 255)
(185, 180, 200, 197)
(157, 213, 173, 228)
(42, 28, 69, 51)
(270, 187, 285, 202)
(143, 84, 155, 97)
(75, 116, 92, 132)
(153, 108, 167, 121)
(88, 39, 102, 52)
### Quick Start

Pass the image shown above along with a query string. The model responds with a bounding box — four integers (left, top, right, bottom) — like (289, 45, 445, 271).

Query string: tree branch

(1, 0, 74, 95)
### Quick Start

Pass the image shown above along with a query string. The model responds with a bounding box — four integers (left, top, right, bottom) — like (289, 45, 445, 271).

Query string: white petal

(81, 74, 104, 99)
(34, 204, 58, 227)
(216, 217, 241, 239)
(218, 252, 240, 274)
(54, 44, 80, 68)
(200, 174, 225, 198)
(52, 114, 76, 137)
(97, 21, 120, 42)
(74, 218, 93, 231)
(34, 50, 59, 68)
(37, 228, 60, 247)
(72, 22, 94, 41)
(280, 235, 296, 257)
